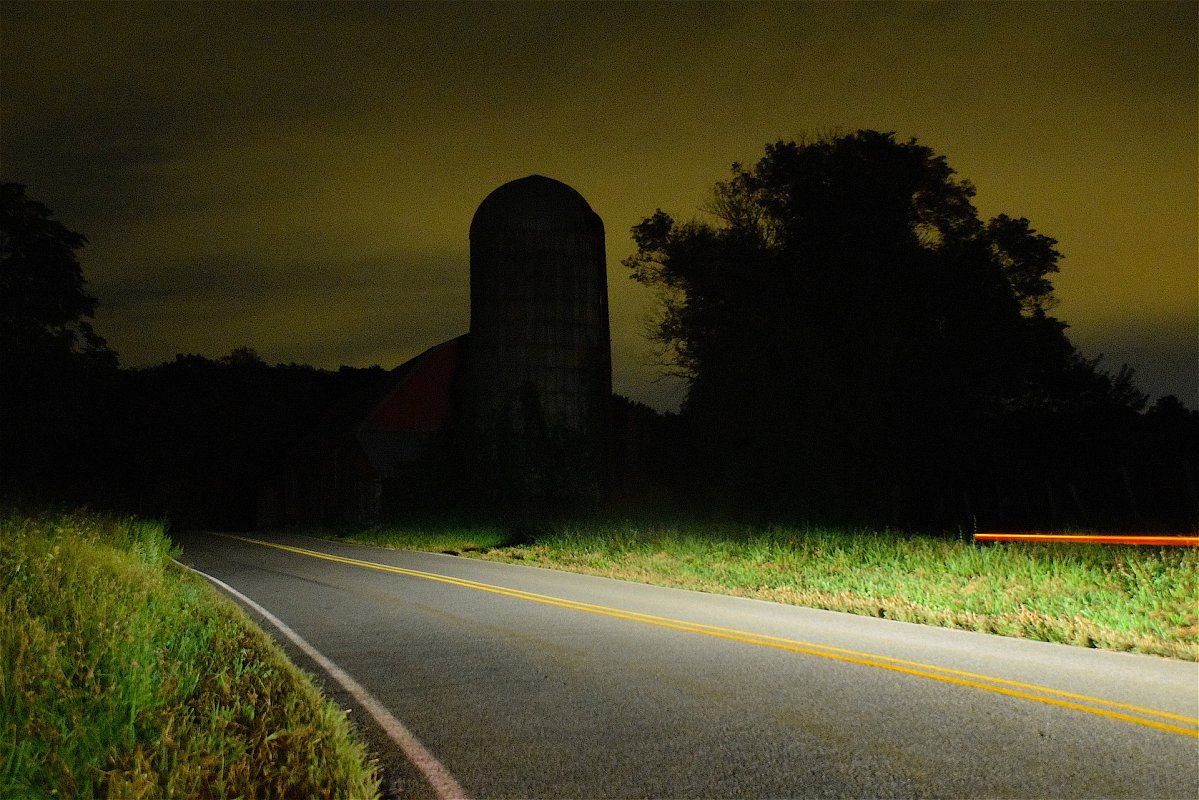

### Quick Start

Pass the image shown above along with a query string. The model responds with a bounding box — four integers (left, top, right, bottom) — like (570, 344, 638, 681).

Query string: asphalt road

(173, 530, 1199, 799)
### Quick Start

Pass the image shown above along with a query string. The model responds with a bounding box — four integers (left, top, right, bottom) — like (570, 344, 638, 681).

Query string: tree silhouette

(983, 213, 1061, 316)
(0, 183, 114, 369)
(1, 183, 118, 497)
(624, 131, 1148, 526)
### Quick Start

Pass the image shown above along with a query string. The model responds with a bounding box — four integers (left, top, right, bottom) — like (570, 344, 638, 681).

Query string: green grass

(1, 508, 380, 799)
(339, 520, 1198, 661)
(332, 519, 509, 554)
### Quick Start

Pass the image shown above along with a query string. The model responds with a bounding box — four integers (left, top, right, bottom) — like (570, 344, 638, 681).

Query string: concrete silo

(467, 175, 611, 503)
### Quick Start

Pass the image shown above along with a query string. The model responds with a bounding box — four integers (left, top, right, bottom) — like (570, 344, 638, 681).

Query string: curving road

(173, 530, 1199, 799)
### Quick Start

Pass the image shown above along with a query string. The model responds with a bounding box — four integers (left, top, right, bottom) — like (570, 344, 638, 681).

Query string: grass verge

(332, 520, 1198, 661)
(1, 508, 380, 799)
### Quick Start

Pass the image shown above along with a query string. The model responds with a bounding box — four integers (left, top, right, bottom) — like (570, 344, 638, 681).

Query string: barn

(255, 335, 467, 526)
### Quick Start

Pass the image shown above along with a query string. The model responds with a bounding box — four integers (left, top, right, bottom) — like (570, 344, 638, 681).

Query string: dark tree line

(623, 132, 1197, 530)
(0, 182, 396, 527)
(3, 342, 395, 528)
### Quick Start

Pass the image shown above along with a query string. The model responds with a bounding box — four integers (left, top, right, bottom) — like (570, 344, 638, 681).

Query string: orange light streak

(974, 533, 1199, 546)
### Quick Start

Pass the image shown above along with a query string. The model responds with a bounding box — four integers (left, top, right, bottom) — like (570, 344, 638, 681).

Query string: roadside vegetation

(1, 508, 380, 799)
(335, 520, 1198, 661)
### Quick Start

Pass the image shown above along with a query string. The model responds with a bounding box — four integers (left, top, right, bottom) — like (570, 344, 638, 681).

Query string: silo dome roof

(470, 175, 603, 238)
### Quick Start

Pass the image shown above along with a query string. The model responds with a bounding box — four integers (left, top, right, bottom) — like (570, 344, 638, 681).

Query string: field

(1, 508, 380, 799)
(341, 520, 1198, 661)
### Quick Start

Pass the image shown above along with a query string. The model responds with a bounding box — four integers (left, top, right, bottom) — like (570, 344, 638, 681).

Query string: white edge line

(173, 560, 470, 800)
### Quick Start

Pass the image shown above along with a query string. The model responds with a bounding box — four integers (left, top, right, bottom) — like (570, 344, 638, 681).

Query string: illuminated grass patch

(0, 509, 380, 798)
(349, 521, 1198, 660)
(331, 521, 508, 554)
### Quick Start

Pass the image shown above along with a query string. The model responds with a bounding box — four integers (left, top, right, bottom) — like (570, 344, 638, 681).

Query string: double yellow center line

(217, 533, 1199, 739)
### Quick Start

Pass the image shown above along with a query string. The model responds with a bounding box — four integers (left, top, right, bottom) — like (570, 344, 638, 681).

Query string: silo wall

(466, 176, 611, 504)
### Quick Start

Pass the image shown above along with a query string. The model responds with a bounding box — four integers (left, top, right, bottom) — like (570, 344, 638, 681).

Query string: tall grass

(1, 508, 379, 798)
(349, 521, 1198, 660)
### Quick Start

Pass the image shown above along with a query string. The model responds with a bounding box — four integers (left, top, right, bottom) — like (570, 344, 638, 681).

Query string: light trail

(975, 533, 1199, 546)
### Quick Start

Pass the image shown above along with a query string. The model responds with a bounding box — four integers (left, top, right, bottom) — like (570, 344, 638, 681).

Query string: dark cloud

(91, 251, 469, 367)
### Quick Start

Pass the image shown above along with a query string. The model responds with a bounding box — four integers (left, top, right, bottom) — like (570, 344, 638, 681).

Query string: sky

(3, 1, 1196, 410)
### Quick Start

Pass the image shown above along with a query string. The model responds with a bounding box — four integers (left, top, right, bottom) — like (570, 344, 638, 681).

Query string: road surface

(173, 530, 1199, 799)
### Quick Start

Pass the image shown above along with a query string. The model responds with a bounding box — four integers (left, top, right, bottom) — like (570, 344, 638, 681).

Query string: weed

(0, 509, 380, 798)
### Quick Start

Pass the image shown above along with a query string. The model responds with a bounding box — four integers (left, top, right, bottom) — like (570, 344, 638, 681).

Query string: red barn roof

(355, 335, 466, 475)
(362, 336, 463, 433)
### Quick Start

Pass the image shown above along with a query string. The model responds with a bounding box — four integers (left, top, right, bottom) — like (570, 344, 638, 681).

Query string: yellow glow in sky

(3, 2, 1195, 408)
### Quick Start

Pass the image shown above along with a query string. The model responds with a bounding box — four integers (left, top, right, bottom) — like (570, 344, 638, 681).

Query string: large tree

(0, 182, 114, 368)
(1, 183, 117, 495)
(624, 131, 1136, 524)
